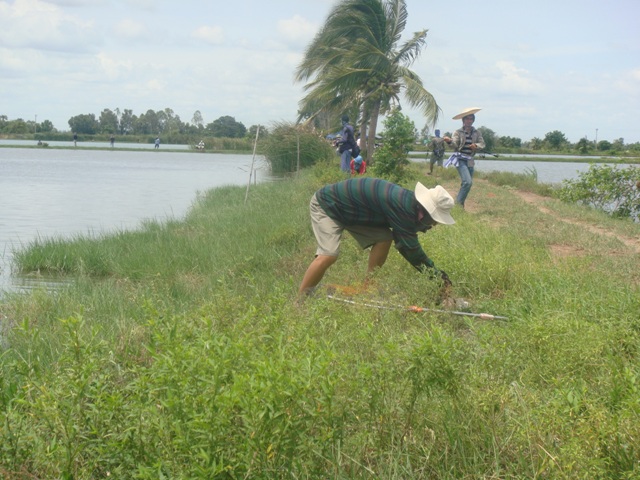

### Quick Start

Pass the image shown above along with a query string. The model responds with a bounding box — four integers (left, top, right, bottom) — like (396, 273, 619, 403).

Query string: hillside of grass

(1, 162, 639, 478)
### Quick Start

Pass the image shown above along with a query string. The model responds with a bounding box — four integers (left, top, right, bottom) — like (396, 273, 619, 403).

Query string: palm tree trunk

(359, 114, 368, 160)
(366, 100, 381, 164)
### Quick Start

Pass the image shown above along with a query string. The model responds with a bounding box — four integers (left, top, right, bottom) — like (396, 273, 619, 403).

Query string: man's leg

(456, 162, 473, 207)
(298, 255, 338, 296)
(340, 150, 351, 173)
(366, 240, 392, 276)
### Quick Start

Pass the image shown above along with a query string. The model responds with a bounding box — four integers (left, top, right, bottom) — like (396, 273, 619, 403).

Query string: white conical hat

(415, 183, 455, 225)
(452, 107, 481, 120)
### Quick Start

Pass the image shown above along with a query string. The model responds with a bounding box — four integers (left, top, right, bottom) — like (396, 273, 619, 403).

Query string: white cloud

(191, 25, 224, 45)
(96, 53, 133, 80)
(277, 14, 318, 46)
(613, 68, 640, 96)
(495, 61, 543, 94)
(146, 78, 165, 92)
(0, 0, 96, 52)
(114, 18, 148, 40)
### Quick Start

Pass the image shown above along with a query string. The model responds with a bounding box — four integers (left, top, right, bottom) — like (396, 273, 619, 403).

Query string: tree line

(0, 110, 266, 140)
(1, 110, 637, 156)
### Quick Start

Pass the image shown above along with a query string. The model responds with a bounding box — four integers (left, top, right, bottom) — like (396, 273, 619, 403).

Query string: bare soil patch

(512, 190, 640, 254)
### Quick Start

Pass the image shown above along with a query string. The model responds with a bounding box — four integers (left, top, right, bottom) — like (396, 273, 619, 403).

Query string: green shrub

(262, 122, 334, 174)
(371, 109, 416, 183)
(558, 164, 640, 219)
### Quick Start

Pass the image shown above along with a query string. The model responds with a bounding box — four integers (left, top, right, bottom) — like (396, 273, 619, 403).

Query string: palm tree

(295, 0, 440, 161)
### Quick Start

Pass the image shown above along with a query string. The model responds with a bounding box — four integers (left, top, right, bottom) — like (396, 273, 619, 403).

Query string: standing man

(427, 129, 446, 175)
(73, 132, 78, 147)
(298, 177, 455, 298)
(155, 137, 160, 149)
(444, 108, 485, 208)
(337, 115, 356, 173)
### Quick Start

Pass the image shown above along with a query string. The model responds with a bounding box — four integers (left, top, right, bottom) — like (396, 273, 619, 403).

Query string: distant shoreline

(0, 144, 253, 155)
(409, 152, 640, 164)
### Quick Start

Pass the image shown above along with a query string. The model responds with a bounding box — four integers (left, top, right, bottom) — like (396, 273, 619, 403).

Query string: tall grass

(1, 162, 639, 478)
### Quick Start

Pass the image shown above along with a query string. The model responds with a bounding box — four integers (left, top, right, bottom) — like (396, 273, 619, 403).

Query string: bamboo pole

(244, 126, 261, 204)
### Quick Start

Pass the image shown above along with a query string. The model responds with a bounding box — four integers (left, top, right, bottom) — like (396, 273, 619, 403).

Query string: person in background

(155, 137, 160, 149)
(443, 108, 485, 208)
(298, 177, 454, 299)
(110, 135, 115, 147)
(73, 132, 78, 147)
(427, 129, 446, 175)
(350, 155, 367, 175)
(337, 115, 356, 173)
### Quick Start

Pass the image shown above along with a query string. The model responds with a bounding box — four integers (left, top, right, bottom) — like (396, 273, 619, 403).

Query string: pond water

(0, 147, 270, 294)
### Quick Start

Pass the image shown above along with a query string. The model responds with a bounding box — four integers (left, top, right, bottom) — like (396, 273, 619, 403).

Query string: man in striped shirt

(298, 177, 455, 297)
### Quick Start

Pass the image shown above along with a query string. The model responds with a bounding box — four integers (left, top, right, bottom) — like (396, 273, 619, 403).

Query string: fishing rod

(326, 294, 508, 321)
(478, 150, 499, 158)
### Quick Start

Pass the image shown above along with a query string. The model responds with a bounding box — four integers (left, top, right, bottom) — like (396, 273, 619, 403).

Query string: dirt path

(439, 179, 640, 254)
(511, 190, 640, 254)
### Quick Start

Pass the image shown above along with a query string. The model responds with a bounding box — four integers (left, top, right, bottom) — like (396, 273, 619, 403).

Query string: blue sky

(1, 0, 638, 143)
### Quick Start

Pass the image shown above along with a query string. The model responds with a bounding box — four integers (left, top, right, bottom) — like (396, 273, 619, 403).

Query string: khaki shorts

(310, 193, 393, 257)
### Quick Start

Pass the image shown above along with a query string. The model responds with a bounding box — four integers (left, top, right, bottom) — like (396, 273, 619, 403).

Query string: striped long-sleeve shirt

(315, 178, 437, 272)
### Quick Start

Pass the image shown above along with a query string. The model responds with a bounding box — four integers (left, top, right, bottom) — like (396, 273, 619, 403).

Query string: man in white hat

(444, 107, 485, 208)
(298, 177, 454, 297)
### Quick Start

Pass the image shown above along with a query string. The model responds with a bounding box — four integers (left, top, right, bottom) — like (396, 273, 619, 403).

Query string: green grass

(1, 163, 639, 478)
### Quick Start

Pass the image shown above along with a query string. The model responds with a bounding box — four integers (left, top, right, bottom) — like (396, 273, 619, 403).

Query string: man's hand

(440, 270, 452, 288)
(436, 270, 454, 306)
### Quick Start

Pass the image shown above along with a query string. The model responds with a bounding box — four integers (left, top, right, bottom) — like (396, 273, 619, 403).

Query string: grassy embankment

(1, 162, 639, 478)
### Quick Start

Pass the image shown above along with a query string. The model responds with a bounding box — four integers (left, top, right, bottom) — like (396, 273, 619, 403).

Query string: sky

(1, 0, 639, 144)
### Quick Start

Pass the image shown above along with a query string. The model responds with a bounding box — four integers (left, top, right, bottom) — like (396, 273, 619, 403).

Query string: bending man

(298, 177, 455, 297)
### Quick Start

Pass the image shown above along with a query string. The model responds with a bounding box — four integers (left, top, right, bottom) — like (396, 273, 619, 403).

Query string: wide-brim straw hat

(452, 107, 481, 120)
(415, 183, 455, 225)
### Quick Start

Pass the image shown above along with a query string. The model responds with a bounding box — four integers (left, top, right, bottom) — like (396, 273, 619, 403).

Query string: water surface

(0, 147, 269, 293)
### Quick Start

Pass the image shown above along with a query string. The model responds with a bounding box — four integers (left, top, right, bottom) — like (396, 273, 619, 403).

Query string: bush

(371, 109, 416, 183)
(558, 164, 640, 220)
(262, 122, 335, 175)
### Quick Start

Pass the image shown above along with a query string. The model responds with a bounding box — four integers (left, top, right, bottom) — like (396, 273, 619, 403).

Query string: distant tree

(39, 119, 55, 133)
(0, 115, 7, 131)
(498, 135, 522, 148)
(419, 123, 431, 144)
(612, 138, 625, 151)
(529, 137, 543, 150)
(68, 114, 99, 134)
(477, 126, 496, 153)
(159, 108, 183, 134)
(596, 140, 612, 151)
(247, 124, 269, 139)
(135, 110, 160, 135)
(206, 116, 247, 138)
(119, 109, 135, 135)
(544, 130, 568, 149)
(192, 110, 204, 128)
(5, 118, 29, 133)
(575, 137, 592, 154)
(99, 109, 119, 134)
